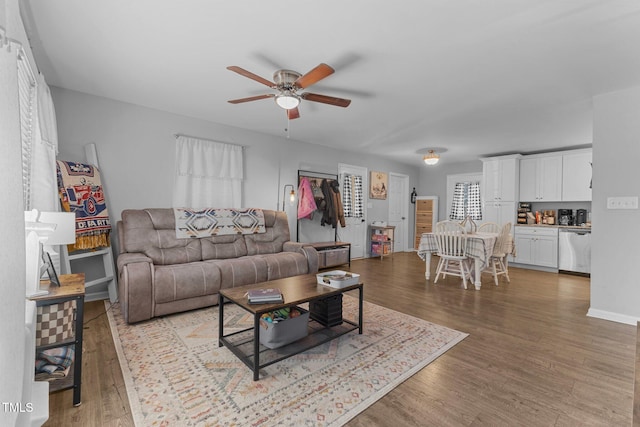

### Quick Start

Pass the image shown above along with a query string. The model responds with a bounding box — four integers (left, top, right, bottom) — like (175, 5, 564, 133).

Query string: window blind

(18, 48, 36, 210)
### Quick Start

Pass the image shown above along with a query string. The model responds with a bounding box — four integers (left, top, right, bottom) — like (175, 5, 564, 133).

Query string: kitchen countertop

(516, 224, 591, 230)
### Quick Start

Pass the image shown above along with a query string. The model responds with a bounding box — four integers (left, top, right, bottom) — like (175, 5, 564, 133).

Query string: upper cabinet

(519, 154, 563, 202)
(482, 155, 520, 226)
(562, 149, 592, 201)
(482, 155, 520, 202)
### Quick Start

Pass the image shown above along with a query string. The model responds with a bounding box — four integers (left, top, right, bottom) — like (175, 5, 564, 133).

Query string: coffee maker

(576, 209, 588, 226)
(558, 209, 574, 226)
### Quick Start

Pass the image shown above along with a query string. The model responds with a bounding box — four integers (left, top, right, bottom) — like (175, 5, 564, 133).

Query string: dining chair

(478, 222, 499, 233)
(486, 222, 512, 286)
(433, 221, 472, 289)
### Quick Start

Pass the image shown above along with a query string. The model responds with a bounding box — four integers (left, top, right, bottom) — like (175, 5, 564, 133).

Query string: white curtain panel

(173, 135, 243, 209)
(31, 73, 59, 212)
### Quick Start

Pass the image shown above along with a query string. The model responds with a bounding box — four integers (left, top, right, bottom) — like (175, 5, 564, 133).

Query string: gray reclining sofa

(116, 208, 318, 323)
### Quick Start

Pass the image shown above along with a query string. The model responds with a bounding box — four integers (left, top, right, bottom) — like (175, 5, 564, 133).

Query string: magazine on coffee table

(247, 288, 283, 304)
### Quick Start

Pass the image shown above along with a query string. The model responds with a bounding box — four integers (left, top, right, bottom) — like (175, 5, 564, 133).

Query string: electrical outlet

(607, 196, 639, 209)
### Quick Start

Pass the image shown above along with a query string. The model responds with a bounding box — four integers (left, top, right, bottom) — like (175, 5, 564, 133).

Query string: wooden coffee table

(218, 274, 363, 380)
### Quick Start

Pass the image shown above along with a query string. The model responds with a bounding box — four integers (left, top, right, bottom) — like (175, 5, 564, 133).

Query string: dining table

(417, 231, 514, 290)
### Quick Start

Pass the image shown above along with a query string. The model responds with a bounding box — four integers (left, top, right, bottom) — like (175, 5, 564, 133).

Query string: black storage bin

(310, 294, 343, 327)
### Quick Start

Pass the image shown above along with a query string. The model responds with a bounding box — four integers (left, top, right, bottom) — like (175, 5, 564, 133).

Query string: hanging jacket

(320, 179, 335, 227)
(329, 180, 346, 228)
(297, 177, 318, 220)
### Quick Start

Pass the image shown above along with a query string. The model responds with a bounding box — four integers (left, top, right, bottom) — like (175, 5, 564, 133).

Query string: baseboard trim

(634, 322, 640, 427)
(587, 308, 640, 325)
(85, 290, 110, 302)
(509, 263, 558, 273)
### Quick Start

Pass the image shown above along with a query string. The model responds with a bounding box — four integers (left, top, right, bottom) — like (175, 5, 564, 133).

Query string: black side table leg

(73, 296, 84, 406)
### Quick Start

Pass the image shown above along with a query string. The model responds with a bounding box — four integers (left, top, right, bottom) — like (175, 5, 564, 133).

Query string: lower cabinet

(514, 226, 558, 268)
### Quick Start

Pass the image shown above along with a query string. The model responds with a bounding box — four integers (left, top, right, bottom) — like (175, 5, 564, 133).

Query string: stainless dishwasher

(558, 228, 591, 275)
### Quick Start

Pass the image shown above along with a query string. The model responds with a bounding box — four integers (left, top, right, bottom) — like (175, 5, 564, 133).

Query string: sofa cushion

(259, 252, 310, 281)
(213, 257, 269, 289)
(154, 262, 221, 304)
(201, 234, 248, 260)
(245, 210, 290, 255)
(121, 209, 202, 265)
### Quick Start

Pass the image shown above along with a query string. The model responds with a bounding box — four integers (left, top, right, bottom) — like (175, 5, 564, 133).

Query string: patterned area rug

(107, 297, 467, 426)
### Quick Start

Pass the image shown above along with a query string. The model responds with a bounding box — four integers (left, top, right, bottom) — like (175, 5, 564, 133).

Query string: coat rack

(296, 169, 339, 243)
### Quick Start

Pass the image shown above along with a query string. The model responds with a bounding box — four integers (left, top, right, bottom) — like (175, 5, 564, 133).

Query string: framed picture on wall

(370, 171, 388, 200)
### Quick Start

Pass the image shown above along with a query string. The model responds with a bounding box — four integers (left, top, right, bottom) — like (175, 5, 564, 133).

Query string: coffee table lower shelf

(219, 317, 360, 380)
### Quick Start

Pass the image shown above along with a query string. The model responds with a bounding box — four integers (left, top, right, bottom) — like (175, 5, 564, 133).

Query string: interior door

(337, 163, 368, 259)
(388, 173, 409, 252)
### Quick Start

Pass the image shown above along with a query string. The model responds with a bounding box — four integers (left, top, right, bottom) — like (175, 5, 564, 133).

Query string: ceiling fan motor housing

(273, 69, 302, 90)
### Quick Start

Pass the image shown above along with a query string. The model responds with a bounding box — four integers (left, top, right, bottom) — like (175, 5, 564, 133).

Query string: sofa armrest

(283, 242, 319, 273)
(117, 252, 154, 323)
(117, 252, 152, 270)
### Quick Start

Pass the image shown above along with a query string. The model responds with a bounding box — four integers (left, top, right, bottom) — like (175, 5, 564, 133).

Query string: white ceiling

(22, 1, 640, 167)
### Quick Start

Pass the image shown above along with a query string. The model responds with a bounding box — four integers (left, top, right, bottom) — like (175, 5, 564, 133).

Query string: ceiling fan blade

(227, 66, 275, 88)
(301, 92, 351, 108)
(227, 94, 274, 104)
(287, 107, 300, 120)
(294, 63, 335, 89)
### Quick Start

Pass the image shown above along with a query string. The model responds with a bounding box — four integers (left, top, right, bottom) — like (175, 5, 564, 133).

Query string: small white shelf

(369, 225, 395, 259)
(67, 247, 111, 260)
(62, 246, 117, 302)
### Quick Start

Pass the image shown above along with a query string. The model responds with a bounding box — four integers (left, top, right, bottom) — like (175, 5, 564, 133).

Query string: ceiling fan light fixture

(423, 150, 440, 165)
(275, 93, 300, 110)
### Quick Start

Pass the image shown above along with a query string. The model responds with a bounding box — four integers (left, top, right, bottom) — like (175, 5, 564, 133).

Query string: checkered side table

(30, 273, 85, 406)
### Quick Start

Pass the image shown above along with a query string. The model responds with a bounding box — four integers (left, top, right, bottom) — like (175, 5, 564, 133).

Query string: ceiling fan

(226, 63, 351, 119)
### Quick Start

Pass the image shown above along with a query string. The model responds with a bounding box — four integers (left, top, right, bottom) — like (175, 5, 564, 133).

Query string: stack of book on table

(247, 288, 283, 304)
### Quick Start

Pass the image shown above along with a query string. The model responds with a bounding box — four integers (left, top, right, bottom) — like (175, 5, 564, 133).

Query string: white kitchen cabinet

(482, 155, 520, 202)
(513, 226, 558, 268)
(519, 155, 563, 202)
(562, 149, 592, 201)
(483, 201, 516, 227)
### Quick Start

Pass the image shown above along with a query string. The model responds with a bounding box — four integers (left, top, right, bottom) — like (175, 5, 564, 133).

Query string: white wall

(589, 85, 640, 324)
(51, 87, 420, 254)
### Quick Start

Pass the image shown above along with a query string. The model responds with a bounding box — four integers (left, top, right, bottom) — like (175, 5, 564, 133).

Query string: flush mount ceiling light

(423, 150, 440, 165)
(275, 92, 300, 110)
(416, 147, 447, 166)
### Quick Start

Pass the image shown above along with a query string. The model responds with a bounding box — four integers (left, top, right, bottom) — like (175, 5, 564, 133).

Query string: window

(341, 173, 364, 218)
(449, 181, 482, 220)
(173, 135, 243, 208)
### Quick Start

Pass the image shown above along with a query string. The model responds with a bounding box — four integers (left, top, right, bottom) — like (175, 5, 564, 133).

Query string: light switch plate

(607, 196, 639, 209)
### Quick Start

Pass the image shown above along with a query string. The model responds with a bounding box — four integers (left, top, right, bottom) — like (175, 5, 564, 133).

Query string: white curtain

(173, 135, 243, 208)
(31, 72, 59, 212)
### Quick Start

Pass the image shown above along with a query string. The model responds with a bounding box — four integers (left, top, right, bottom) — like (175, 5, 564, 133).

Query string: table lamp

(37, 211, 76, 287)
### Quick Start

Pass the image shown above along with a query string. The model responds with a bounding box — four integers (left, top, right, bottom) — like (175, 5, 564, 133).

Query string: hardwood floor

(45, 253, 636, 426)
